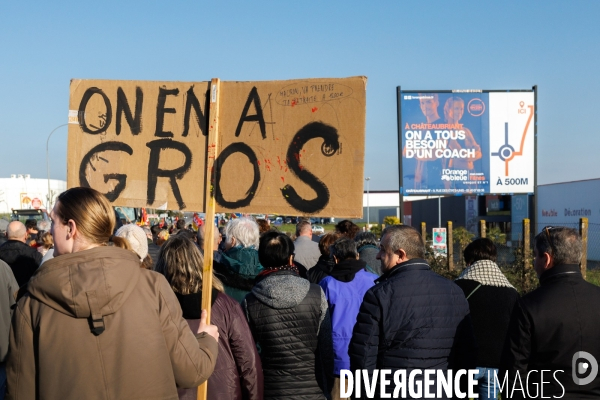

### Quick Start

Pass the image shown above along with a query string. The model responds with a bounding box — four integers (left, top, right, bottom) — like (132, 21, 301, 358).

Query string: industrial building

(0, 175, 66, 212)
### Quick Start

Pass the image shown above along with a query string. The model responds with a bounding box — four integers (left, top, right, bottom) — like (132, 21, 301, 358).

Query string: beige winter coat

(6, 246, 217, 400)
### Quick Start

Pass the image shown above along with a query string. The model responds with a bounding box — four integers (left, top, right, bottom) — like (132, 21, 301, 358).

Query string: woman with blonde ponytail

(6, 187, 219, 400)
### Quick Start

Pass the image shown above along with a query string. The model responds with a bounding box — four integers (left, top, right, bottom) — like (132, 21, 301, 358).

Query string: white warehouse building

(0, 175, 67, 212)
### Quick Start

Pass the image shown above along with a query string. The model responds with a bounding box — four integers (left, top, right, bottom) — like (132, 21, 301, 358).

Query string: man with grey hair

(0, 221, 42, 286)
(349, 225, 476, 398)
(501, 227, 600, 398)
(198, 223, 222, 263)
(215, 218, 263, 303)
(294, 220, 320, 270)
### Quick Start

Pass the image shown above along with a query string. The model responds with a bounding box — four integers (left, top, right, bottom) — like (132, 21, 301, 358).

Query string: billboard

(399, 90, 535, 195)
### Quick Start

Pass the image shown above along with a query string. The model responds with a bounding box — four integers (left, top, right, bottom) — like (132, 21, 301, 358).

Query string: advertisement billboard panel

(399, 90, 534, 195)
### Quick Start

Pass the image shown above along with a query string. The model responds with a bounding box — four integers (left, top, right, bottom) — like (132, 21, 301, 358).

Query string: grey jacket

(294, 236, 321, 269)
(358, 244, 382, 276)
(0, 260, 18, 362)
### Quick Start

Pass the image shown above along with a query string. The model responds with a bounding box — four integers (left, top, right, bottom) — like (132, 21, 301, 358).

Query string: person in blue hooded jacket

(319, 237, 377, 400)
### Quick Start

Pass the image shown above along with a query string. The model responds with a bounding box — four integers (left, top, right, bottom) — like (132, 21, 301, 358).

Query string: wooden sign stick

(198, 78, 221, 400)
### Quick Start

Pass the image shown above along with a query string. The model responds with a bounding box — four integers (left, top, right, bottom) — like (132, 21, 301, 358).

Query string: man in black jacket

(455, 238, 519, 399)
(349, 225, 476, 399)
(502, 226, 600, 399)
(0, 221, 42, 287)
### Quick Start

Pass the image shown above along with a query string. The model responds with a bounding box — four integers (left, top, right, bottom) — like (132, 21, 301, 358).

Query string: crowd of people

(0, 186, 597, 400)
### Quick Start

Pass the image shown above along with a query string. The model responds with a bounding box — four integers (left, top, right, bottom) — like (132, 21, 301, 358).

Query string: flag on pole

(192, 213, 204, 230)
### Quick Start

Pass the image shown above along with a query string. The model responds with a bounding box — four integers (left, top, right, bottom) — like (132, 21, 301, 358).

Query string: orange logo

(467, 98, 485, 116)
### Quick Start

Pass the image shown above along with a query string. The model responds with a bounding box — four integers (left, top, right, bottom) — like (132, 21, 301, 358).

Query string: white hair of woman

(225, 218, 259, 249)
(37, 220, 51, 232)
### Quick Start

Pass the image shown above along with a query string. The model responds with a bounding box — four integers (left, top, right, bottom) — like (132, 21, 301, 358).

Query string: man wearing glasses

(501, 227, 600, 399)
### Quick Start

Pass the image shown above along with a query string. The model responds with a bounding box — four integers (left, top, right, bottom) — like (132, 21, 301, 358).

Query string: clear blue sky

(1, 1, 598, 191)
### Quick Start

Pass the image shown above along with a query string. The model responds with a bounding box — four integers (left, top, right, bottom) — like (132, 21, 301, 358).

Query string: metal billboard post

(365, 177, 370, 228)
(396, 86, 404, 224)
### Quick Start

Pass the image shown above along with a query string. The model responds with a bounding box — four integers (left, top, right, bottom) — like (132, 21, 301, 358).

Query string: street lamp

(46, 124, 68, 209)
(365, 177, 371, 229)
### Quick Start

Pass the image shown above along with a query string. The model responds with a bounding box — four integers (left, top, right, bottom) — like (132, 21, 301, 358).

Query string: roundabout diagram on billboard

(491, 105, 534, 175)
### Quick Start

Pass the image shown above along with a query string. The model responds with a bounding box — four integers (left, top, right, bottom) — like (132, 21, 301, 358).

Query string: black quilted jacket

(243, 270, 333, 400)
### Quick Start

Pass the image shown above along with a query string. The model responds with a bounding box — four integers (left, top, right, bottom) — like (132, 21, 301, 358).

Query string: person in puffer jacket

(319, 238, 377, 400)
(349, 225, 477, 399)
(243, 231, 334, 400)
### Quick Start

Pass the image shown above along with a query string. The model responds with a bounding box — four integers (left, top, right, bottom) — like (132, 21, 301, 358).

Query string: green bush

(487, 226, 507, 245)
(453, 227, 475, 265)
(383, 216, 400, 226)
(369, 224, 382, 238)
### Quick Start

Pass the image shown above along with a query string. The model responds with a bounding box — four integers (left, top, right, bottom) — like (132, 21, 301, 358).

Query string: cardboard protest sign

(214, 77, 366, 217)
(68, 79, 210, 210)
(68, 76, 367, 217)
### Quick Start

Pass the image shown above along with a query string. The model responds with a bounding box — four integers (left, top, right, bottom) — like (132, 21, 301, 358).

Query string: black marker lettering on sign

(116, 86, 143, 135)
(146, 139, 192, 209)
(281, 121, 339, 214)
(235, 87, 267, 139)
(79, 141, 134, 201)
(183, 86, 208, 137)
(214, 142, 260, 208)
(78, 87, 112, 135)
(155, 87, 179, 138)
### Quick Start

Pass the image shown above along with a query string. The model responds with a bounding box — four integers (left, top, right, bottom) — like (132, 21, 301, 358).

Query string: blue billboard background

(401, 92, 490, 195)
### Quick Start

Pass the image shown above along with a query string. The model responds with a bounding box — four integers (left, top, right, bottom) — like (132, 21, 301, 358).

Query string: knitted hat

(116, 224, 148, 261)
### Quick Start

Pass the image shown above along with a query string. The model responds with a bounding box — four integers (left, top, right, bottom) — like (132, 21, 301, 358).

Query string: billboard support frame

(532, 85, 538, 237)
(396, 86, 404, 224)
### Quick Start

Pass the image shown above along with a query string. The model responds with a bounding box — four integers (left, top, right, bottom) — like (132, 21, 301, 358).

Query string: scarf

(257, 263, 299, 278)
(456, 259, 515, 289)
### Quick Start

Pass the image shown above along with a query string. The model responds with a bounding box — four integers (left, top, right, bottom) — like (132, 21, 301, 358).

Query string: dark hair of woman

(154, 234, 224, 295)
(463, 237, 497, 265)
(318, 232, 340, 256)
(258, 231, 295, 269)
(335, 219, 360, 240)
